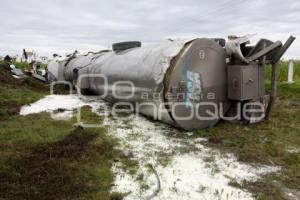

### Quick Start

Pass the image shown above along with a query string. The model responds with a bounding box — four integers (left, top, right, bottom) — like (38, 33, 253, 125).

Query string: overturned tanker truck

(47, 35, 295, 131)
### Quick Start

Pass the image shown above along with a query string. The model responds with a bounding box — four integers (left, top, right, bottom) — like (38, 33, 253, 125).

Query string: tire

(112, 41, 141, 52)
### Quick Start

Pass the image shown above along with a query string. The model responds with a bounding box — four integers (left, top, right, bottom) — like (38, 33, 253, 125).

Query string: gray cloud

(0, 0, 299, 58)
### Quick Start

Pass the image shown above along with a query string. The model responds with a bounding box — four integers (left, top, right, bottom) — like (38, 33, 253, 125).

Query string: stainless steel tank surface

(49, 38, 230, 130)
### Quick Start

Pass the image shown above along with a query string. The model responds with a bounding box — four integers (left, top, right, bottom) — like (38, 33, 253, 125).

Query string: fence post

(287, 60, 294, 84)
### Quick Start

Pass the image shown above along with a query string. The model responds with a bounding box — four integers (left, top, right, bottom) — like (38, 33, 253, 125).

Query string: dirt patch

(208, 137, 224, 144)
(0, 62, 18, 85)
(0, 127, 109, 200)
(0, 62, 48, 92)
(7, 106, 21, 116)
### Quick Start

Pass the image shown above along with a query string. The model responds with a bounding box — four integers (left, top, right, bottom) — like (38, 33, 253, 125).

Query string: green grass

(194, 61, 300, 199)
(0, 60, 299, 199)
(0, 112, 118, 200)
(0, 87, 45, 119)
(0, 61, 48, 120)
(0, 64, 129, 200)
(0, 106, 129, 200)
(265, 60, 300, 82)
(11, 61, 47, 70)
(11, 61, 30, 70)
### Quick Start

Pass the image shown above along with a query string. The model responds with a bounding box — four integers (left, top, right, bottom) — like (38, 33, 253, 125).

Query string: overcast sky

(0, 0, 299, 58)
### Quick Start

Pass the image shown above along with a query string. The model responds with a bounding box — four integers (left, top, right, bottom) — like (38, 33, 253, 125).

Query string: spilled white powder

(20, 95, 281, 200)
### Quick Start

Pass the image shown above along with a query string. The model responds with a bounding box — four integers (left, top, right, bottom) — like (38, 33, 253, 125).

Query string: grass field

(0, 62, 128, 200)
(10, 61, 47, 70)
(0, 60, 299, 200)
(194, 60, 300, 199)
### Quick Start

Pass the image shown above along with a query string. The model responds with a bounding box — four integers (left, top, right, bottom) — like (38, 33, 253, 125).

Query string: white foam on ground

(106, 116, 280, 200)
(20, 95, 90, 115)
(19, 95, 104, 120)
(20, 95, 281, 200)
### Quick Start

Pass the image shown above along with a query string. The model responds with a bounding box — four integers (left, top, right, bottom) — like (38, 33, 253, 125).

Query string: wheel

(112, 41, 141, 52)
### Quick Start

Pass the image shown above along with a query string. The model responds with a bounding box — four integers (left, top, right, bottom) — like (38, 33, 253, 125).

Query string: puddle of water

(20, 95, 281, 200)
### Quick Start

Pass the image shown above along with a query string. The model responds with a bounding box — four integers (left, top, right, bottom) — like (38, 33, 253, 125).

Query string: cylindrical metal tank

(51, 38, 229, 130)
